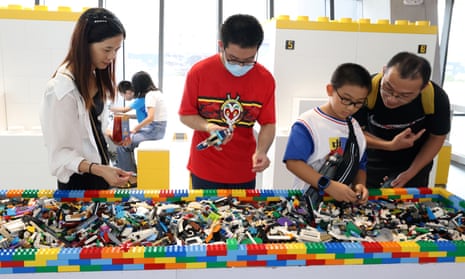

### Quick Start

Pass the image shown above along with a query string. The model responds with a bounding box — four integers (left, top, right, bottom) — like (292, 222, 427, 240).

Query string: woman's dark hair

(220, 14, 264, 49)
(331, 63, 372, 93)
(386, 51, 431, 88)
(131, 71, 159, 98)
(60, 8, 126, 110)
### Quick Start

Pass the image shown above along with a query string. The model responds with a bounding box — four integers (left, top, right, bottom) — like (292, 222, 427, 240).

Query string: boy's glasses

(335, 89, 366, 108)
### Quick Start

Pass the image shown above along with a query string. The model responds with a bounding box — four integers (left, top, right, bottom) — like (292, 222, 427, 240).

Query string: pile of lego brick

(1, 188, 465, 274)
(1, 188, 465, 249)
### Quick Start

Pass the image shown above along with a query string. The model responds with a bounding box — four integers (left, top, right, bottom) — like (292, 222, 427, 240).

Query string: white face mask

(224, 60, 254, 77)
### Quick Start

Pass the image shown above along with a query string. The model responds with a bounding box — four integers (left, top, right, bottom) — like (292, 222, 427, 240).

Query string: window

(441, 1, 465, 163)
(163, 0, 217, 135)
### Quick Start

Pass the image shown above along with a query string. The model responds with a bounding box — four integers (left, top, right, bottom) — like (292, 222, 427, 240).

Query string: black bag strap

(334, 117, 360, 184)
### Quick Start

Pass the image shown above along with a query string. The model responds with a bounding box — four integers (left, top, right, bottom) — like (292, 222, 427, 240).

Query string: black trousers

(57, 173, 110, 190)
(190, 173, 255, 189)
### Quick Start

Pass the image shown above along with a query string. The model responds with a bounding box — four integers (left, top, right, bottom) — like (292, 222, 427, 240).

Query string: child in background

(111, 80, 146, 122)
(109, 71, 168, 179)
(283, 63, 372, 205)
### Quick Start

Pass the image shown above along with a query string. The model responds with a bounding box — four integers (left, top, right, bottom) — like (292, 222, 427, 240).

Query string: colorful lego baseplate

(1, 187, 465, 274)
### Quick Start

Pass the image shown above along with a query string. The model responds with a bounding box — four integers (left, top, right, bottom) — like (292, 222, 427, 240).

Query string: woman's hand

(92, 164, 132, 188)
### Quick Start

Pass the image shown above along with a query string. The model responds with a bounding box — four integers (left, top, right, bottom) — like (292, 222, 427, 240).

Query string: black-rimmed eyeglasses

(335, 89, 366, 108)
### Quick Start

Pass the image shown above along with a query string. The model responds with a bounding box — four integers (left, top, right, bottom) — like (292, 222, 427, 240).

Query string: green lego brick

(364, 258, 383, 264)
(336, 253, 355, 259)
(13, 248, 36, 261)
(417, 241, 438, 251)
(36, 266, 58, 273)
(144, 246, 166, 257)
(226, 238, 238, 250)
(207, 261, 227, 268)
(306, 242, 326, 253)
(81, 265, 102, 272)
(176, 257, 197, 263)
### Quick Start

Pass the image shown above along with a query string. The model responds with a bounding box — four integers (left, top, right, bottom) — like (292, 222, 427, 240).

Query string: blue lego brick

(256, 254, 277, 261)
(58, 248, 81, 260)
(68, 190, 85, 198)
(173, 189, 189, 197)
(406, 188, 420, 195)
(380, 258, 402, 264)
(0, 268, 13, 274)
(372, 252, 393, 259)
(90, 258, 113, 265)
(437, 256, 455, 263)
(227, 245, 248, 257)
(342, 242, 364, 253)
(354, 252, 373, 259)
(102, 264, 123, 271)
(185, 245, 206, 257)
(121, 264, 144, 270)
(47, 259, 73, 266)
(399, 257, 419, 264)
(266, 260, 287, 266)
(69, 259, 92, 265)
(165, 245, 187, 257)
(53, 190, 72, 199)
(237, 255, 258, 261)
(324, 242, 345, 253)
(128, 190, 146, 200)
(273, 190, 290, 197)
(0, 190, 8, 197)
(286, 259, 307, 266)
(11, 267, 36, 273)
(0, 249, 14, 261)
(436, 241, 457, 252)
(217, 255, 240, 262)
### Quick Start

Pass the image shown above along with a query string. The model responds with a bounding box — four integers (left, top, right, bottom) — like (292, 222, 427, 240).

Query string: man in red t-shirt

(178, 14, 276, 189)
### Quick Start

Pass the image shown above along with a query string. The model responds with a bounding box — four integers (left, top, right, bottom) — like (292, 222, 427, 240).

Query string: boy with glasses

(283, 63, 371, 204)
(353, 52, 451, 188)
(179, 14, 276, 189)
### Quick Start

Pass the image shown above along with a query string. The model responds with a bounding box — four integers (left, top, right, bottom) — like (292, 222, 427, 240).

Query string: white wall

(0, 11, 77, 131)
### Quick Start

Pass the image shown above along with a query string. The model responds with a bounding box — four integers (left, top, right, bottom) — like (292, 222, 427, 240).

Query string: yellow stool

(135, 140, 170, 190)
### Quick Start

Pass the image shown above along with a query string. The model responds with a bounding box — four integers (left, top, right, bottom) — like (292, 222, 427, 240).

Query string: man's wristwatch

(318, 175, 331, 196)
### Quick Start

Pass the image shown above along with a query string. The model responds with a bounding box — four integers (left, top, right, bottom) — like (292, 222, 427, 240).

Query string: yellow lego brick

(123, 246, 145, 258)
(24, 259, 46, 267)
(344, 258, 364, 265)
(314, 253, 336, 260)
(185, 262, 207, 269)
(285, 243, 307, 254)
(398, 241, 420, 252)
(435, 144, 451, 185)
(153, 257, 176, 264)
(35, 248, 59, 261)
(58, 265, 80, 272)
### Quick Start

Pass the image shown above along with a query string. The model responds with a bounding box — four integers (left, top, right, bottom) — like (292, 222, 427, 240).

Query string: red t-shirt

(179, 54, 276, 183)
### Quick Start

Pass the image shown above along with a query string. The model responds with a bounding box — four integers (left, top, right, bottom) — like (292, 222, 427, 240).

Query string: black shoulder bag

(304, 117, 360, 215)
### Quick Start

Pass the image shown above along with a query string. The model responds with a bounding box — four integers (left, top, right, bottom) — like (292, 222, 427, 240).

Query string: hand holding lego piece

(196, 127, 233, 150)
